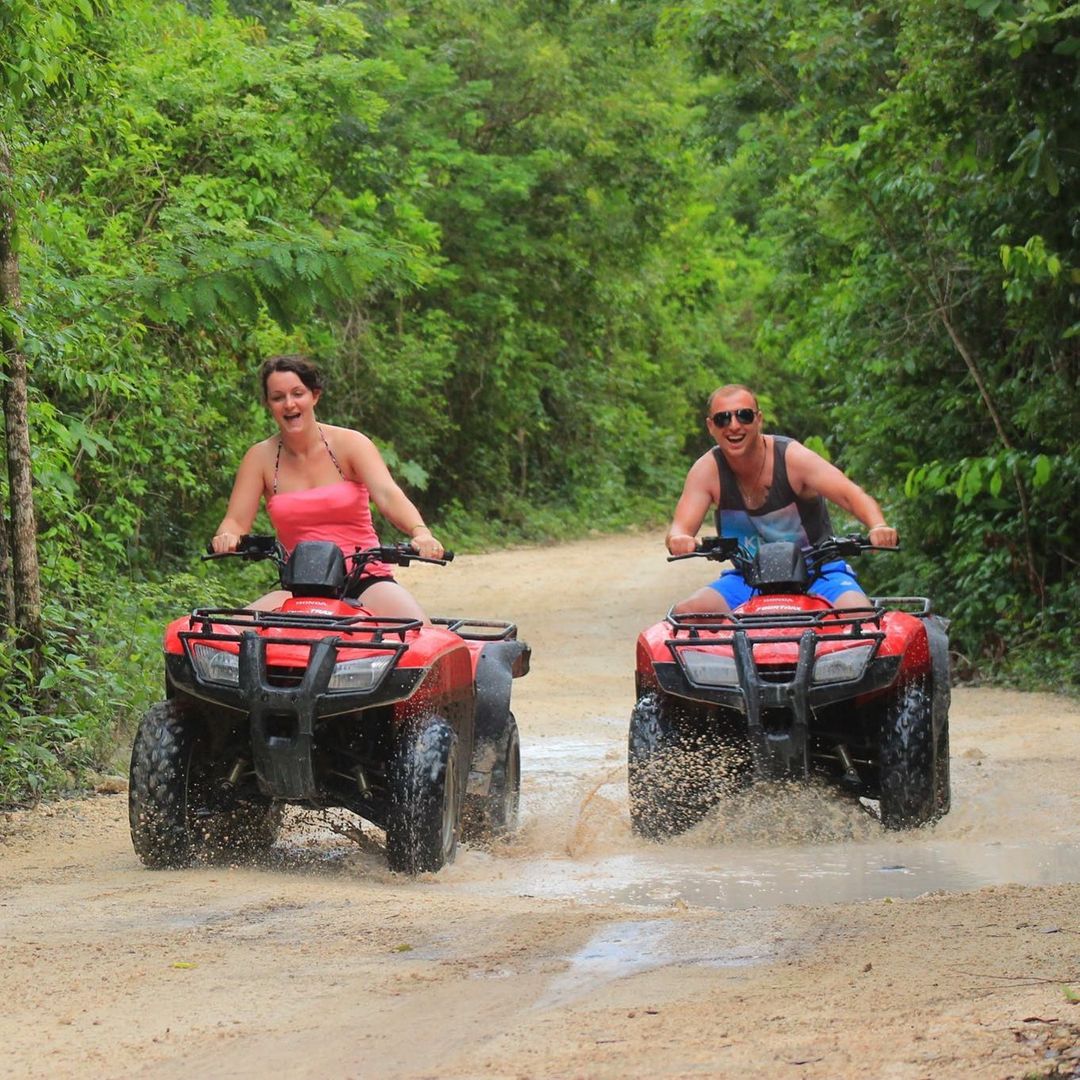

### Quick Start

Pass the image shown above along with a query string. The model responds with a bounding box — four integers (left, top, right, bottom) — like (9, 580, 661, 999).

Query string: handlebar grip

(203, 537, 232, 560)
(203, 534, 279, 560)
(204, 533, 252, 555)
(403, 543, 454, 562)
(666, 536, 740, 562)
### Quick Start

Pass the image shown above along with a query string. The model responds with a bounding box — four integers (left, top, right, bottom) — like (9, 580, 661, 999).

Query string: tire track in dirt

(2, 532, 1078, 1079)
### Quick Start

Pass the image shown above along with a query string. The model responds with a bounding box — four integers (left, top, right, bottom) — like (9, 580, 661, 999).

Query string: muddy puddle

(534, 917, 773, 1008)
(437, 733, 1080, 910)
(274, 731, 1080, 911)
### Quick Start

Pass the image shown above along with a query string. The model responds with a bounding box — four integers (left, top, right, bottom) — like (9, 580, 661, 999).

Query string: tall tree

(311, 0, 733, 527)
(0, 1, 107, 653)
(667, 0, 1079, 675)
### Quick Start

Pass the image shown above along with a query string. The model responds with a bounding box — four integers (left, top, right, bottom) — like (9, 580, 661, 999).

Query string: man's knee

(673, 588, 729, 615)
(830, 588, 872, 610)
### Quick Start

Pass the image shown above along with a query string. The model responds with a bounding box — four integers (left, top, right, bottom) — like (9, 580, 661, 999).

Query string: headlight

(328, 655, 392, 692)
(192, 644, 240, 685)
(812, 644, 873, 684)
(680, 650, 739, 686)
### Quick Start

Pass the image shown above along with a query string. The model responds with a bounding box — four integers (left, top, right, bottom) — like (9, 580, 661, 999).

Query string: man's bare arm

(786, 441, 898, 546)
(667, 454, 719, 555)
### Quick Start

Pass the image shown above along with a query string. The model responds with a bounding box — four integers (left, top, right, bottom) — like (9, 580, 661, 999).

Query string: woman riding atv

(211, 354, 443, 620)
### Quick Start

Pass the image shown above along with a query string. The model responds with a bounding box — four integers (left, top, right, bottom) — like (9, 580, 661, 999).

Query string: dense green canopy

(0, 0, 1076, 800)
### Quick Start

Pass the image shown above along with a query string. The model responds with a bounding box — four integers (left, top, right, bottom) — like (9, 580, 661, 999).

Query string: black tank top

(712, 436, 832, 546)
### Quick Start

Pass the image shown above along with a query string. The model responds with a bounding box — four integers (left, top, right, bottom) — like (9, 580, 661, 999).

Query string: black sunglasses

(710, 407, 758, 428)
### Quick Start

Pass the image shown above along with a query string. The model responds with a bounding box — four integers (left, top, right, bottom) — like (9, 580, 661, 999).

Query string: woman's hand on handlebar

(409, 531, 445, 560)
(211, 531, 241, 554)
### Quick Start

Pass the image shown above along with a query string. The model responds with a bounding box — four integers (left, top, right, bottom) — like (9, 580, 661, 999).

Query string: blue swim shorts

(708, 559, 863, 609)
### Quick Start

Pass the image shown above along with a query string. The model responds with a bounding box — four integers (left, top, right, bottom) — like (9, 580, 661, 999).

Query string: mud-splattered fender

(466, 640, 530, 796)
(923, 614, 951, 739)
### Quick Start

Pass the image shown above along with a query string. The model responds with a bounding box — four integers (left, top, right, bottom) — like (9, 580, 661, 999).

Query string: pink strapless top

(267, 480, 390, 577)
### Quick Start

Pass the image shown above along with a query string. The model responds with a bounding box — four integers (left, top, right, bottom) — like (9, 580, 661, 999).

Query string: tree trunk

(0, 488, 15, 627)
(0, 134, 43, 657)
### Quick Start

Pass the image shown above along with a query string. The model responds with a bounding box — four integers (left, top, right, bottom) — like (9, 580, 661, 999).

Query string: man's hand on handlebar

(666, 532, 697, 557)
(867, 524, 899, 548)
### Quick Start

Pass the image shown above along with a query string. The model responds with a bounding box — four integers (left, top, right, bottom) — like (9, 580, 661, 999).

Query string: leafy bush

(0, 569, 251, 807)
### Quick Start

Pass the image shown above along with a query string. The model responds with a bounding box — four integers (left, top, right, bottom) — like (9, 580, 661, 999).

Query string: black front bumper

(167, 633, 424, 800)
(653, 629, 902, 779)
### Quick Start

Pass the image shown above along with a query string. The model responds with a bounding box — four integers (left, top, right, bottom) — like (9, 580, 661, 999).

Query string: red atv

(629, 535, 950, 838)
(129, 537, 529, 874)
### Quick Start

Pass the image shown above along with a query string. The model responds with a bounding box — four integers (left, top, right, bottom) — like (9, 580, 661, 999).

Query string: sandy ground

(2, 531, 1079, 1079)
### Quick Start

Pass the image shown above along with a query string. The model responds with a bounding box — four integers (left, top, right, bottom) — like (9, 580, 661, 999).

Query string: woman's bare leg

(357, 580, 428, 623)
(240, 583, 429, 621)
(247, 589, 292, 612)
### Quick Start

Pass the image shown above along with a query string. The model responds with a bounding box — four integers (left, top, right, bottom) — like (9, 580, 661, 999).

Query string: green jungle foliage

(668, 0, 1078, 685)
(0, 0, 1076, 802)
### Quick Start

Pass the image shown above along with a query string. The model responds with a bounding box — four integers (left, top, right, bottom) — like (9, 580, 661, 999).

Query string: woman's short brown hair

(259, 354, 325, 401)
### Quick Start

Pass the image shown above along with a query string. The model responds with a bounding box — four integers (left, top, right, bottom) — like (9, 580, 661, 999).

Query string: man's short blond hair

(707, 384, 759, 414)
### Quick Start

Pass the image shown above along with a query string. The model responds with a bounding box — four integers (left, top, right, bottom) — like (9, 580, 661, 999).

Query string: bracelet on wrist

(410, 524, 431, 536)
(868, 523, 889, 531)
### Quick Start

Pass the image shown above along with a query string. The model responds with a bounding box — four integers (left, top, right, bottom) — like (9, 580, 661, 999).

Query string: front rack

(664, 605, 889, 677)
(666, 604, 885, 638)
(178, 609, 414, 690)
(178, 628, 411, 671)
(187, 606, 422, 644)
(431, 616, 519, 642)
(869, 596, 933, 616)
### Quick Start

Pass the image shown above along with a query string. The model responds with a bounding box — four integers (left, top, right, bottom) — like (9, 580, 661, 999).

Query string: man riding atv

(629, 384, 950, 838)
(666, 384, 898, 611)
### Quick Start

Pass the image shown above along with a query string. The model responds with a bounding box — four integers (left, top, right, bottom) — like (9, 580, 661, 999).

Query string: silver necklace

(736, 436, 769, 508)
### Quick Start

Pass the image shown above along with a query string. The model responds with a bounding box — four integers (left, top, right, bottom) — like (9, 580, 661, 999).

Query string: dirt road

(2, 532, 1079, 1079)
